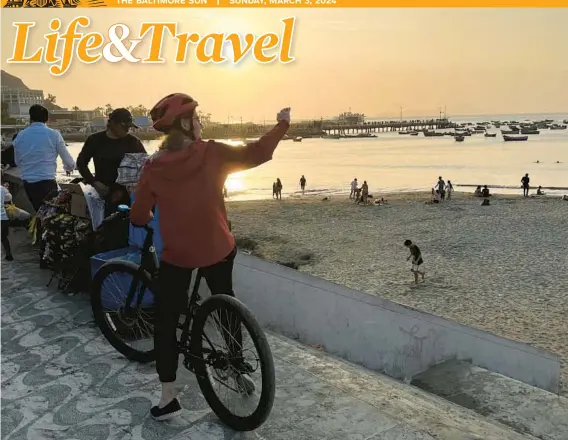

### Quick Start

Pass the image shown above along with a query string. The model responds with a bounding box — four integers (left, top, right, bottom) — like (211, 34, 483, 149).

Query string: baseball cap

(108, 108, 139, 128)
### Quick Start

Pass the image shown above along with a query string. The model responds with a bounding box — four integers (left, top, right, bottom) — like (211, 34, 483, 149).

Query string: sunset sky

(1, 8, 567, 121)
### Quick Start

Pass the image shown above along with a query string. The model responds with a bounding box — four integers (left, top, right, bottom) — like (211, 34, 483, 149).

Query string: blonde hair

(158, 130, 192, 152)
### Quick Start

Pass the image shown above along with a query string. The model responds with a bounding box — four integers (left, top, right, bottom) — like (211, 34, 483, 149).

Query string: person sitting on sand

(350, 178, 358, 199)
(473, 186, 482, 197)
(536, 186, 545, 196)
(481, 185, 491, 197)
(431, 188, 441, 204)
(404, 239, 425, 284)
(354, 187, 362, 203)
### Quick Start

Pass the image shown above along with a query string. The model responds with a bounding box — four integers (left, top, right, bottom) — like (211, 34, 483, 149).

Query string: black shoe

(150, 398, 182, 421)
(5, 254, 13, 261)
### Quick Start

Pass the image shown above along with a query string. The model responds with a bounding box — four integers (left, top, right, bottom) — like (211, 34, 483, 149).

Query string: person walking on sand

(404, 239, 425, 284)
(299, 175, 307, 195)
(521, 173, 530, 197)
(275, 178, 283, 200)
(272, 182, 277, 199)
(350, 178, 358, 199)
(446, 180, 454, 200)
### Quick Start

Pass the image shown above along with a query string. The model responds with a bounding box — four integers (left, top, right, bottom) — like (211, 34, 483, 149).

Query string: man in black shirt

(521, 173, 530, 197)
(77, 108, 146, 197)
(404, 239, 425, 284)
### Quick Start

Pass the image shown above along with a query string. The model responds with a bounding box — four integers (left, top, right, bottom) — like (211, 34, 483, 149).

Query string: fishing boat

(501, 129, 520, 135)
(521, 128, 540, 135)
(409, 131, 419, 136)
(454, 135, 465, 142)
(423, 130, 444, 137)
(503, 135, 528, 142)
(484, 133, 497, 137)
(550, 124, 567, 130)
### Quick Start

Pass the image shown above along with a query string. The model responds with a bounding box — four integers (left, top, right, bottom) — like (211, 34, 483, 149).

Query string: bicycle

(90, 205, 275, 431)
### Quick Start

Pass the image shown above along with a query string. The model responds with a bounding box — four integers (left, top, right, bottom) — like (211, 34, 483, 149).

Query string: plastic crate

(90, 247, 155, 309)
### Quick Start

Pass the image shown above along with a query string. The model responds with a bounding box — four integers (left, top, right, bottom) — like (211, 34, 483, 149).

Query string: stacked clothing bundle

(38, 190, 93, 293)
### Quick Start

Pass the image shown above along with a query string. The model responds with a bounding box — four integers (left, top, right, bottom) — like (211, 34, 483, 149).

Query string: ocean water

(61, 113, 568, 200)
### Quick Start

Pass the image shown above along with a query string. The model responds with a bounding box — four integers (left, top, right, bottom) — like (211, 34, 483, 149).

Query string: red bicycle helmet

(150, 93, 199, 133)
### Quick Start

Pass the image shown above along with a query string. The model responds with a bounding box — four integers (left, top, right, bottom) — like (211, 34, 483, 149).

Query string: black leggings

(1, 220, 11, 256)
(155, 247, 239, 383)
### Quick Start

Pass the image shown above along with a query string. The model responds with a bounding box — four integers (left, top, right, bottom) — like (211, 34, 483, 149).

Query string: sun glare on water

(225, 172, 245, 192)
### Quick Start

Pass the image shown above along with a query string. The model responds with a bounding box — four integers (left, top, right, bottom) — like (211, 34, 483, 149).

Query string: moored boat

(550, 124, 567, 130)
(503, 135, 528, 142)
(501, 129, 520, 135)
(484, 133, 497, 137)
(293, 136, 303, 142)
(454, 135, 465, 142)
(520, 128, 540, 135)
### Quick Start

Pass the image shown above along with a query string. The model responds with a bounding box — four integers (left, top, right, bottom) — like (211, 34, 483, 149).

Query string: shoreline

(227, 192, 568, 394)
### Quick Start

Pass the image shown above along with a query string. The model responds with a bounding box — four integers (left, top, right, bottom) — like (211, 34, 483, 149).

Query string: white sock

(159, 382, 177, 408)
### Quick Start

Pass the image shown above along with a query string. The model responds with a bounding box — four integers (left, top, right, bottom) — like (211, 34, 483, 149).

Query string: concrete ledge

(212, 252, 561, 392)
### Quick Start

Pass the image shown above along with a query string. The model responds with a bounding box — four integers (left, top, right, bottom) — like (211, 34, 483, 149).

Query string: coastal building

(1, 86, 44, 122)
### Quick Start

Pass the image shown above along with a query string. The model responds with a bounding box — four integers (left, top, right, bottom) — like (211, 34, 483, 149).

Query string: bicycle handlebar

(118, 204, 153, 232)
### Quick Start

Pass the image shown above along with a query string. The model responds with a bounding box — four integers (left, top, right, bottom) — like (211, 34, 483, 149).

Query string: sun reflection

(225, 172, 245, 192)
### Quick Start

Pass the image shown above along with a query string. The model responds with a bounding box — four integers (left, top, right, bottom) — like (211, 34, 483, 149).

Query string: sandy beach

(227, 192, 568, 395)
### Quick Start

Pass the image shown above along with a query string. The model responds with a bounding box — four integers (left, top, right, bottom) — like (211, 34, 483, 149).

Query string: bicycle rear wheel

(190, 294, 275, 431)
(91, 261, 156, 363)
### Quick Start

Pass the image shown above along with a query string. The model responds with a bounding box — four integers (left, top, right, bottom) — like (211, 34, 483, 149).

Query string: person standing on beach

(299, 175, 306, 195)
(275, 178, 283, 200)
(360, 181, 369, 205)
(521, 173, 530, 197)
(437, 176, 446, 201)
(350, 178, 358, 199)
(446, 180, 454, 200)
(404, 239, 425, 284)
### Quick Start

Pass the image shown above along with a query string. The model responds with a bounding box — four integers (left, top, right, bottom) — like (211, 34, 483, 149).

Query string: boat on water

(550, 124, 567, 130)
(293, 136, 303, 142)
(409, 131, 419, 136)
(424, 130, 444, 137)
(455, 131, 471, 137)
(520, 128, 540, 135)
(503, 135, 528, 142)
(454, 135, 465, 142)
(484, 133, 497, 137)
(501, 129, 520, 135)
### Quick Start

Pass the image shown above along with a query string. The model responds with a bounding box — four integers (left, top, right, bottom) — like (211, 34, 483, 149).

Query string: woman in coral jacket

(130, 92, 290, 420)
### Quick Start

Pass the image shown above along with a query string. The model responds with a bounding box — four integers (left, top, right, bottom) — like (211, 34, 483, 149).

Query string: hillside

(1, 70, 30, 90)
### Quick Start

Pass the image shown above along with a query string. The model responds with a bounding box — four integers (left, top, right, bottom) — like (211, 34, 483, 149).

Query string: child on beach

(299, 175, 306, 195)
(1, 183, 14, 261)
(404, 239, 424, 284)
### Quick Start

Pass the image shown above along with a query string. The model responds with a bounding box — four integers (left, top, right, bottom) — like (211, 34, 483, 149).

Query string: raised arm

(216, 108, 291, 174)
(54, 131, 75, 172)
(76, 136, 96, 185)
(130, 165, 155, 226)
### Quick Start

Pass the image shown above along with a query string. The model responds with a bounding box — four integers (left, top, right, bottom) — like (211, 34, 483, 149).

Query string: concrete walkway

(1, 231, 532, 440)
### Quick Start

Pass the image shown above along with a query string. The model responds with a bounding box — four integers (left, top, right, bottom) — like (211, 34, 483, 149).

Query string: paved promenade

(1, 231, 531, 440)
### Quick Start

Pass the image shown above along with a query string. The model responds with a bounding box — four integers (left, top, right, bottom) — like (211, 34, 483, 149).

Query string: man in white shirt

(1, 183, 14, 261)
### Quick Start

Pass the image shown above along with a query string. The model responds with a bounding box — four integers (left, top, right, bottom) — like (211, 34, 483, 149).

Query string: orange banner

(2, 0, 567, 7)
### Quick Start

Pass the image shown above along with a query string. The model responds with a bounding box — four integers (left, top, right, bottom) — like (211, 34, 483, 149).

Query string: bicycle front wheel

(91, 261, 156, 363)
(190, 294, 275, 431)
